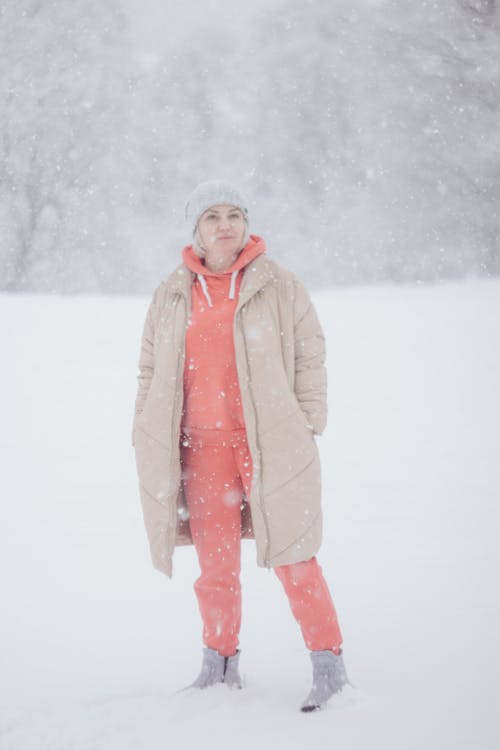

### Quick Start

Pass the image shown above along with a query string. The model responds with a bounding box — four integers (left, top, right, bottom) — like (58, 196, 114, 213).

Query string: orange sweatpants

(181, 430, 343, 657)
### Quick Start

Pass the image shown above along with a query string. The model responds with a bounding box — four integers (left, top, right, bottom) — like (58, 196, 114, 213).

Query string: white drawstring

(197, 273, 213, 307)
(197, 269, 239, 306)
(229, 270, 238, 300)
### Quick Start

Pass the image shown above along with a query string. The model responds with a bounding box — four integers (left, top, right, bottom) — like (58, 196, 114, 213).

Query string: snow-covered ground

(1, 278, 499, 749)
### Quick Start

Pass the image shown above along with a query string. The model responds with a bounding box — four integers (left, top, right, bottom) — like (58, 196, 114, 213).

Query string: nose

(217, 216, 232, 232)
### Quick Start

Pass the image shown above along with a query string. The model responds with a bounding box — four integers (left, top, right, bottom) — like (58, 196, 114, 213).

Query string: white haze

(1, 0, 499, 293)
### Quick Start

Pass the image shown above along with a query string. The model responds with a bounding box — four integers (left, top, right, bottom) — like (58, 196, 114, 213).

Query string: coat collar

(164, 253, 277, 310)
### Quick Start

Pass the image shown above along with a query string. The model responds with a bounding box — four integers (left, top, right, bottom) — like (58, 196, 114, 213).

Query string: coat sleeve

(132, 290, 158, 446)
(292, 279, 328, 435)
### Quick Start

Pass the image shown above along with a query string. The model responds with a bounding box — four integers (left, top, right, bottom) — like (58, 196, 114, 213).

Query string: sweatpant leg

(181, 441, 244, 657)
(274, 557, 343, 652)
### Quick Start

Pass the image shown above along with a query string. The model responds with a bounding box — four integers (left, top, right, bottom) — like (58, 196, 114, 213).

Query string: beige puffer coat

(132, 250, 327, 578)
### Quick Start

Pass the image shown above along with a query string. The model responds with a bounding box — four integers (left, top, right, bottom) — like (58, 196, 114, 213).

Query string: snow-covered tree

(0, 0, 139, 292)
(246, 0, 500, 284)
(1, 0, 499, 292)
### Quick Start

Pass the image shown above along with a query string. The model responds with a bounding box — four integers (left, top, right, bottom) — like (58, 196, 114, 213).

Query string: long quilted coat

(132, 238, 327, 578)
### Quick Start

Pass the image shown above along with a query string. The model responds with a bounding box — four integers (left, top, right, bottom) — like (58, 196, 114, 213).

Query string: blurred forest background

(1, 0, 499, 293)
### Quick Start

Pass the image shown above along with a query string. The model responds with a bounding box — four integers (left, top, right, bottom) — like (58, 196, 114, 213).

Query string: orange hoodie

(180, 235, 266, 441)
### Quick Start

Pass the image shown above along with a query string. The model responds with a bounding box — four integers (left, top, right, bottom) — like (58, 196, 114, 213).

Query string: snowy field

(1, 278, 499, 749)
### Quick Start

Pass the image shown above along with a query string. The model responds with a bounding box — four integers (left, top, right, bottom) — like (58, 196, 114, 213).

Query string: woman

(132, 180, 348, 712)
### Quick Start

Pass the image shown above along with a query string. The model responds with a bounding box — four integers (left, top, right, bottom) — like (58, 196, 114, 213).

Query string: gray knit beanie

(185, 180, 249, 236)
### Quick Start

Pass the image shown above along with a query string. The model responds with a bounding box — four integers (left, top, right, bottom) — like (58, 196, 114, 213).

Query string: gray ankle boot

(190, 647, 243, 690)
(223, 650, 243, 689)
(190, 647, 226, 688)
(301, 649, 348, 712)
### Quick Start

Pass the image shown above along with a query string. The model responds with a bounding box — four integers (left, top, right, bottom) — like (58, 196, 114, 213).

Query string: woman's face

(196, 205, 246, 262)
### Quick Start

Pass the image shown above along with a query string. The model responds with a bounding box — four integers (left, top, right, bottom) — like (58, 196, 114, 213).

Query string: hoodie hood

(181, 235, 266, 307)
(182, 234, 266, 276)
